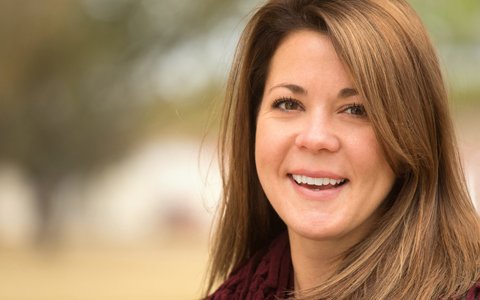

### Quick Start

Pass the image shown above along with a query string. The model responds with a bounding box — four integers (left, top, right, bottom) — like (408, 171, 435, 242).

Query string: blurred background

(0, 0, 478, 299)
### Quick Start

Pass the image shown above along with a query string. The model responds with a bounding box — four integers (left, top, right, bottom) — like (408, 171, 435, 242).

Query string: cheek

(255, 118, 289, 177)
(255, 119, 274, 171)
(348, 129, 383, 166)
(349, 130, 395, 190)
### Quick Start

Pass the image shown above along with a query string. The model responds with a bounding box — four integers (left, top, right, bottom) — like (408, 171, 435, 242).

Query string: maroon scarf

(207, 232, 293, 300)
(207, 232, 480, 300)
(465, 281, 480, 300)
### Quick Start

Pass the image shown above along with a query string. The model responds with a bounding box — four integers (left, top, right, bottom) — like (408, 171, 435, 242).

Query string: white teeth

(306, 177, 315, 185)
(291, 174, 345, 186)
(303, 176, 308, 184)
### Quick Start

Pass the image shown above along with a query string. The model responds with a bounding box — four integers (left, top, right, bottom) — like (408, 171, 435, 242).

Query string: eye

(272, 97, 303, 111)
(343, 103, 367, 118)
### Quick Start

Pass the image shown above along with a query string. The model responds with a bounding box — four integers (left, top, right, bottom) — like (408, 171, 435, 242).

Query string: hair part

(205, 0, 480, 298)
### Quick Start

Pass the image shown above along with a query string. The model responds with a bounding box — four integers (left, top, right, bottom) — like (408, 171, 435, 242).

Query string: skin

(254, 30, 396, 291)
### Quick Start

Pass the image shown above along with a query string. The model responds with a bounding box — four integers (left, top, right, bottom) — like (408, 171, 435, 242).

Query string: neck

(288, 229, 357, 292)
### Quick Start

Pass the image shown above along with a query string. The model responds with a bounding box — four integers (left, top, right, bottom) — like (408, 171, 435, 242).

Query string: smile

(290, 174, 347, 190)
(292, 174, 345, 186)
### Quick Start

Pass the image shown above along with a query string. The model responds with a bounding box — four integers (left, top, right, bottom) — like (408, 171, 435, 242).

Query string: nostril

(294, 128, 340, 152)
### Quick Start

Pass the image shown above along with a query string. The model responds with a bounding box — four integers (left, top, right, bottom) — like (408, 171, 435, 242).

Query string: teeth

(306, 177, 315, 185)
(292, 174, 345, 186)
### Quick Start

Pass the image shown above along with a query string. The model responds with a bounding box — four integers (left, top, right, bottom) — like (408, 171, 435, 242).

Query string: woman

(205, 0, 480, 299)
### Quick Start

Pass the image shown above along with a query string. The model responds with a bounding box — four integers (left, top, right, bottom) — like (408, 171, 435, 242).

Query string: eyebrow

(268, 83, 308, 95)
(338, 87, 359, 98)
(268, 83, 359, 98)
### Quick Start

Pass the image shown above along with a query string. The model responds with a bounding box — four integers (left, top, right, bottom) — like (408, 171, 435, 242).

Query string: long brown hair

(206, 0, 480, 298)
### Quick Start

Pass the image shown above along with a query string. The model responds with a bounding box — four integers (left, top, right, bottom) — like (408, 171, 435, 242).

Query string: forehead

(265, 30, 354, 94)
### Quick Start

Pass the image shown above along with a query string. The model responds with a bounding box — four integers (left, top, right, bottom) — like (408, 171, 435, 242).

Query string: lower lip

(289, 176, 347, 201)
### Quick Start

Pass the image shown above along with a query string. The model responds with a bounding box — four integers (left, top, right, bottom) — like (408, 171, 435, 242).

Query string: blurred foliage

(0, 0, 242, 177)
(410, 0, 480, 108)
(411, 0, 480, 43)
(0, 0, 243, 244)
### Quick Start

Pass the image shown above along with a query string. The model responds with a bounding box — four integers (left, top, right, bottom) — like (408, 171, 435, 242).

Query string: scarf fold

(208, 232, 292, 300)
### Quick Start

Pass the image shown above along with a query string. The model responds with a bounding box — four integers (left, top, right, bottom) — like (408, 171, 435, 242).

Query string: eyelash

(343, 103, 368, 117)
(272, 98, 368, 118)
(272, 97, 303, 111)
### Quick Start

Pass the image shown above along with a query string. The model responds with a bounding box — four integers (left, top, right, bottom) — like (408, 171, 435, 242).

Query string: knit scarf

(465, 281, 480, 300)
(207, 232, 293, 300)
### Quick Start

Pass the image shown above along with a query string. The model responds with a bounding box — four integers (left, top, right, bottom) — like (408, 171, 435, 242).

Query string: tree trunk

(33, 176, 60, 248)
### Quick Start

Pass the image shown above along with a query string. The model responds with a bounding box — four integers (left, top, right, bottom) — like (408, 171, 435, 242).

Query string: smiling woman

(255, 32, 396, 284)
(205, 1, 480, 299)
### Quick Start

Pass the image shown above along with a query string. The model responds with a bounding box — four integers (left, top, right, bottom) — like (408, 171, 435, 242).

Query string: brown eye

(344, 103, 367, 117)
(272, 97, 303, 111)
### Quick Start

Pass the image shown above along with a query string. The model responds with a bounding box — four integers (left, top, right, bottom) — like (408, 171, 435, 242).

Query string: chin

(287, 219, 347, 241)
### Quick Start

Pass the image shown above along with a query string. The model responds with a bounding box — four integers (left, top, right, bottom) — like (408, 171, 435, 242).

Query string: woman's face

(255, 30, 396, 245)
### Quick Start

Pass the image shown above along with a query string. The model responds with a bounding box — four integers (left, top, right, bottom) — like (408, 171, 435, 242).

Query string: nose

(294, 113, 340, 153)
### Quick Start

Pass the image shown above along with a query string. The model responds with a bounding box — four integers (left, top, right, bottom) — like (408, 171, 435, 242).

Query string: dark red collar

(208, 232, 292, 300)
